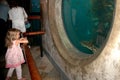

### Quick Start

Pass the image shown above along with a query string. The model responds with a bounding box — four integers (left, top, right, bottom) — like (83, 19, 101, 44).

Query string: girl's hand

(19, 37, 29, 43)
(20, 37, 26, 40)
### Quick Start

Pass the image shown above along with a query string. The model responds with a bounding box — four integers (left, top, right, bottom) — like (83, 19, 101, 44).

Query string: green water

(62, 0, 115, 54)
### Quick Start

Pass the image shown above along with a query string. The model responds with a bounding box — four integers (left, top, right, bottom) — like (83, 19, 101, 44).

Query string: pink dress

(5, 41, 25, 68)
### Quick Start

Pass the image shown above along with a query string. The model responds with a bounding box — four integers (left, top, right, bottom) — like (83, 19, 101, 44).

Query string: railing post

(40, 0, 48, 57)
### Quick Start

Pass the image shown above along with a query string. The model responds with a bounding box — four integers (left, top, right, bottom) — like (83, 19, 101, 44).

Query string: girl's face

(16, 32, 20, 39)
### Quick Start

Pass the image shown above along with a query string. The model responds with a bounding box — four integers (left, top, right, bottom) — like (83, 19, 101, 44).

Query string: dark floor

(0, 52, 8, 80)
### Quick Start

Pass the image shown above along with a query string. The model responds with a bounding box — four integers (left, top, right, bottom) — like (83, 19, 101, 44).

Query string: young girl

(5, 28, 28, 80)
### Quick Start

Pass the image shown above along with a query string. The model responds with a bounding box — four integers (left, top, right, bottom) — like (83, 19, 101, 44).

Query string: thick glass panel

(62, 0, 115, 54)
(31, 0, 40, 12)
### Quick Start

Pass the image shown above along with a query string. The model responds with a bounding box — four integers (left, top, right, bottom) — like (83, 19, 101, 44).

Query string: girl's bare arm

(19, 37, 29, 43)
(15, 38, 28, 46)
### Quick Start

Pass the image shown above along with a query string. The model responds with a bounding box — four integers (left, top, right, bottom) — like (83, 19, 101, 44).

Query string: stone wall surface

(42, 0, 120, 80)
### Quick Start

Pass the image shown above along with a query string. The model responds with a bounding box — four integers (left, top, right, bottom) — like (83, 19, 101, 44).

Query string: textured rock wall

(42, 0, 120, 80)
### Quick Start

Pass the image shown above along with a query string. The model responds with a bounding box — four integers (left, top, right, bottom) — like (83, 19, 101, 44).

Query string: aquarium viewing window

(62, 0, 115, 54)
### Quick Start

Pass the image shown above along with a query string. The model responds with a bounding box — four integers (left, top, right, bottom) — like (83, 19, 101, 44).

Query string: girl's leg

(16, 65, 26, 80)
(6, 68, 15, 80)
(16, 65, 22, 80)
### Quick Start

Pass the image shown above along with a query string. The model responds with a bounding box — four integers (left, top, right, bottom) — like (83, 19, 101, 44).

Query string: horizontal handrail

(23, 44, 42, 80)
(28, 16, 41, 20)
(23, 31, 45, 36)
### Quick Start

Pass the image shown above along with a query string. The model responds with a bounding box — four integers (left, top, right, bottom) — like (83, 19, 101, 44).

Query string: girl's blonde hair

(5, 28, 21, 48)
